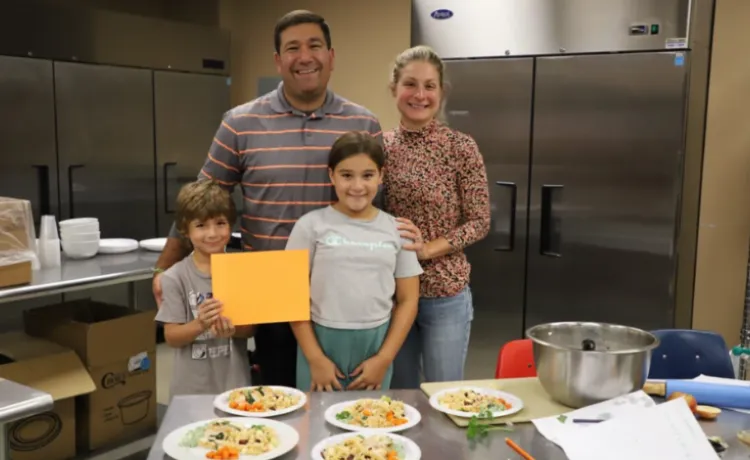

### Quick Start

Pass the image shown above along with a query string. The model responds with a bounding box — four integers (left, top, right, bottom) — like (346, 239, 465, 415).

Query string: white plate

(98, 238, 139, 254)
(428, 386, 524, 419)
(324, 398, 421, 433)
(162, 417, 299, 460)
(311, 431, 421, 460)
(213, 386, 307, 418)
(139, 237, 167, 252)
(59, 217, 98, 226)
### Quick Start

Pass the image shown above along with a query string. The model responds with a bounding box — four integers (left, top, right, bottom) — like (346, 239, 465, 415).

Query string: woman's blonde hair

(389, 45, 450, 122)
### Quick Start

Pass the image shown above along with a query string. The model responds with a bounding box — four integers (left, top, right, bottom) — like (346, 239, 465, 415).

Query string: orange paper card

(211, 249, 310, 325)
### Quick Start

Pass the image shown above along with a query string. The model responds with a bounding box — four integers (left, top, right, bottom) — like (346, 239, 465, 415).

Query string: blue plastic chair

(648, 329, 735, 380)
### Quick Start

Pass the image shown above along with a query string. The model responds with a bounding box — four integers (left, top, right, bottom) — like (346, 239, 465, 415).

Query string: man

(152, 10, 383, 387)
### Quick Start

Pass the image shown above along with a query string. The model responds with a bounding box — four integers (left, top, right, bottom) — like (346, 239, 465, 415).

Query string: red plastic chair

(495, 339, 537, 378)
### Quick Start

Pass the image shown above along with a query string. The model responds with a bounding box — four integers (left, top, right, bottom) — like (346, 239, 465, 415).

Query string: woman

(384, 45, 491, 388)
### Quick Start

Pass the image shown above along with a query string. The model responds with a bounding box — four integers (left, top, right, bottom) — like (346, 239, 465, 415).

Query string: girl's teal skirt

(296, 320, 392, 391)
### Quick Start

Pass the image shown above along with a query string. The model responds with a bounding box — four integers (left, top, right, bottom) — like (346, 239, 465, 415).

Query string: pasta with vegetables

(335, 396, 409, 428)
(438, 389, 513, 414)
(179, 420, 279, 456)
(321, 434, 404, 460)
(228, 386, 300, 413)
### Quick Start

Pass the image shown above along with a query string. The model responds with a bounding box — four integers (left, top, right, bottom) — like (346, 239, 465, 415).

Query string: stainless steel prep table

(0, 251, 159, 306)
(147, 390, 750, 459)
(0, 251, 164, 460)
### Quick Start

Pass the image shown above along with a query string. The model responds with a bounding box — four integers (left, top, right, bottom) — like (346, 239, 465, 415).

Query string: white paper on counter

(692, 374, 750, 414)
(557, 398, 720, 460)
(532, 390, 655, 446)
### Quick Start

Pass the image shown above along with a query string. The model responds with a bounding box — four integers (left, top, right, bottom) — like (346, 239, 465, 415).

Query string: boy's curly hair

(175, 180, 236, 237)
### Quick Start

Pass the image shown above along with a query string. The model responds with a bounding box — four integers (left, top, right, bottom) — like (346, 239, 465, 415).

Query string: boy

(155, 180, 254, 398)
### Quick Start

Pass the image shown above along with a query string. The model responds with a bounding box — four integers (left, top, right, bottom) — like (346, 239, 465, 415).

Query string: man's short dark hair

(274, 10, 332, 53)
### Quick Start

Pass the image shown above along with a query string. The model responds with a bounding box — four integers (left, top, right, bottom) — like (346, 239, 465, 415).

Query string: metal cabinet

(154, 71, 231, 235)
(0, 56, 59, 228)
(55, 61, 156, 240)
(525, 52, 687, 331)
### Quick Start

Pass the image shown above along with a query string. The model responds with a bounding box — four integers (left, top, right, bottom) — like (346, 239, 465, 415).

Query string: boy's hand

(197, 298, 223, 330)
(347, 355, 390, 391)
(211, 316, 236, 338)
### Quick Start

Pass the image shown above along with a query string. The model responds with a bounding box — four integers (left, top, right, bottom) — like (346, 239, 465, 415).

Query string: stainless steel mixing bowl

(526, 321, 660, 408)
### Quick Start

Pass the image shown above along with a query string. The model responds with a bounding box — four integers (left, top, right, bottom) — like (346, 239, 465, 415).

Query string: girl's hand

(309, 356, 345, 392)
(197, 298, 223, 330)
(347, 355, 390, 391)
(211, 316, 235, 338)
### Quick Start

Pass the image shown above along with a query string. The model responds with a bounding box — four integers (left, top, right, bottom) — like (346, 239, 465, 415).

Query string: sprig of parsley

(336, 411, 352, 421)
(466, 408, 513, 440)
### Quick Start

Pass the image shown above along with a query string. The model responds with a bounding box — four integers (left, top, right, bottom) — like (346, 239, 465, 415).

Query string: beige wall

(691, 0, 750, 346)
(218, 0, 411, 131)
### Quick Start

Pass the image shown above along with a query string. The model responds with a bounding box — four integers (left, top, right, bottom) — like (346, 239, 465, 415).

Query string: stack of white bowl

(59, 218, 100, 259)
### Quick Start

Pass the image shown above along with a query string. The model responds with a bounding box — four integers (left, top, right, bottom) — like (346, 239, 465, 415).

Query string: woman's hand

(211, 316, 236, 338)
(396, 217, 428, 259)
(309, 356, 345, 392)
(347, 355, 391, 391)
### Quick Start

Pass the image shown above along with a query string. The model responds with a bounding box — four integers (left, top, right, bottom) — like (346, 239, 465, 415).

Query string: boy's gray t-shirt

(154, 256, 251, 398)
(286, 206, 423, 330)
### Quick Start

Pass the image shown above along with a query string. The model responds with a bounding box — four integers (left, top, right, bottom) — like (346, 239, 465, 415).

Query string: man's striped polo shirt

(170, 82, 383, 251)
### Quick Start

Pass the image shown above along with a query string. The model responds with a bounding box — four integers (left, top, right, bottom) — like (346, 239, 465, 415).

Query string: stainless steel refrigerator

(411, 0, 710, 362)
(0, 3, 230, 322)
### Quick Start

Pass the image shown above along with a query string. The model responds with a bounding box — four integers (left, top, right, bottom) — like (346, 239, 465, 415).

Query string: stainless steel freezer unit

(412, 0, 711, 365)
(154, 71, 231, 236)
(526, 52, 688, 330)
(0, 55, 59, 228)
(446, 58, 534, 343)
(0, 2, 231, 322)
(55, 61, 157, 241)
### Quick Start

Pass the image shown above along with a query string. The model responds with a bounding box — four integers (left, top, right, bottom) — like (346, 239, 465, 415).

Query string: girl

(286, 131, 422, 391)
(384, 45, 491, 388)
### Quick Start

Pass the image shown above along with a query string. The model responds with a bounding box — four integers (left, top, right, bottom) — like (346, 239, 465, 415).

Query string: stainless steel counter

(0, 250, 159, 304)
(0, 378, 53, 459)
(147, 390, 750, 459)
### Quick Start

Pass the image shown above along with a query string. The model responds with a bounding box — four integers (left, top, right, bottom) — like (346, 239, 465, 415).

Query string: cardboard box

(0, 331, 96, 460)
(0, 197, 34, 288)
(24, 300, 157, 452)
(0, 260, 32, 289)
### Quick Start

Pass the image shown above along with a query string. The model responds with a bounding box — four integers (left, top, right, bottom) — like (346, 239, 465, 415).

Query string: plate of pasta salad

(312, 431, 421, 460)
(162, 417, 299, 459)
(429, 386, 523, 418)
(324, 396, 421, 433)
(213, 386, 306, 418)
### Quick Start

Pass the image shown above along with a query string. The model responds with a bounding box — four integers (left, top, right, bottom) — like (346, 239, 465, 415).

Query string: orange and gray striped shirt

(169, 83, 383, 251)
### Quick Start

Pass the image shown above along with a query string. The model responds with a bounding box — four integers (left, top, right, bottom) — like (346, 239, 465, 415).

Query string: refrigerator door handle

(67, 164, 85, 218)
(32, 164, 51, 216)
(163, 162, 177, 214)
(495, 181, 517, 251)
(540, 184, 563, 257)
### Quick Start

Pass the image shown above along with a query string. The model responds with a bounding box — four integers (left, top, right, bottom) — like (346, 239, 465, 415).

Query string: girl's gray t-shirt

(155, 256, 251, 399)
(286, 206, 424, 330)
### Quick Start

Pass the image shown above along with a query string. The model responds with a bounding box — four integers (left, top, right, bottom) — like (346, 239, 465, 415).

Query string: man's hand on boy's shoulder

(152, 270, 165, 307)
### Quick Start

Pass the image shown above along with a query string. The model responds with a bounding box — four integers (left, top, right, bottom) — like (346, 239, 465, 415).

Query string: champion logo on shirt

(324, 234, 397, 251)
